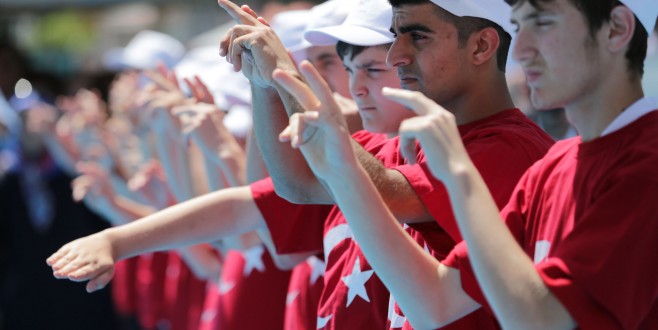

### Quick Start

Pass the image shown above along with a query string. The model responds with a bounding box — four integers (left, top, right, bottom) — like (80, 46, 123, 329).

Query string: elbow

(269, 252, 311, 270)
(272, 178, 312, 204)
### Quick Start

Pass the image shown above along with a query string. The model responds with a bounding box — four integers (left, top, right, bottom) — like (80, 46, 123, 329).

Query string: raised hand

(46, 231, 116, 293)
(184, 75, 216, 105)
(127, 159, 173, 209)
(273, 61, 357, 179)
(72, 161, 115, 206)
(217, 0, 296, 88)
(382, 88, 471, 182)
(172, 103, 226, 152)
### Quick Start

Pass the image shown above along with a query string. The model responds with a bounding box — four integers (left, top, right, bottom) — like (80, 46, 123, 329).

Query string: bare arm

(274, 65, 480, 328)
(388, 88, 576, 329)
(47, 186, 265, 292)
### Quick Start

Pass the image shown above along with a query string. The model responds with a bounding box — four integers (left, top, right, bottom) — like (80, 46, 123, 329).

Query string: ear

(470, 27, 500, 67)
(607, 5, 636, 54)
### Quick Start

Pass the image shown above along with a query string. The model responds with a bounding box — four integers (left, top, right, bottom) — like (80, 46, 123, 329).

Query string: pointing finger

(272, 68, 321, 112)
(297, 61, 338, 114)
(217, 0, 259, 25)
(382, 87, 442, 116)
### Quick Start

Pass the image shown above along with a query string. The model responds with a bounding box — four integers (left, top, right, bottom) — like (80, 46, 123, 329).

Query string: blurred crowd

(1, 0, 657, 329)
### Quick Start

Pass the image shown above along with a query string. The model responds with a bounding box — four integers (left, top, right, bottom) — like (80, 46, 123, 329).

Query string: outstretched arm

(47, 185, 265, 292)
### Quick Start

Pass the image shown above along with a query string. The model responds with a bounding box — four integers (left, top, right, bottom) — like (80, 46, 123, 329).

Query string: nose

(511, 26, 536, 65)
(386, 38, 411, 68)
(350, 71, 368, 98)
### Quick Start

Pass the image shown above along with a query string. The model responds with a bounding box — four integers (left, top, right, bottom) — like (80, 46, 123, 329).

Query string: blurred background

(0, 0, 321, 99)
(0, 1, 656, 329)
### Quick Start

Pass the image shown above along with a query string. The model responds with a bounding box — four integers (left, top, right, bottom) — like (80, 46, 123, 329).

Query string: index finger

(217, 0, 259, 25)
(297, 61, 339, 112)
(381, 87, 442, 116)
(272, 69, 322, 112)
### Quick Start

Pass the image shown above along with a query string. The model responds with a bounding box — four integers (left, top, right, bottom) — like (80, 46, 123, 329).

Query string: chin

(530, 90, 562, 111)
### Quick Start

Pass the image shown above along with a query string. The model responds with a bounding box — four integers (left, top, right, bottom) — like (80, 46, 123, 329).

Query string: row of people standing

(44, 0, 658, 329)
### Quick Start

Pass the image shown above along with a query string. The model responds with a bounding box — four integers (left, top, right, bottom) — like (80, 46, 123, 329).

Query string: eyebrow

(314, 53, 338, 62)
(355, 60, 387, 69)
(389, 23, 433, 35)
(511, 10, 553, 24)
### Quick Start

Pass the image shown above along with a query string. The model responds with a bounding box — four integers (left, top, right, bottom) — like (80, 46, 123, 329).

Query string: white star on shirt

(317, 314, 332, 329)
(388, 295, 407, 328)
(341, 257, 374, 307)
(424, 243, 431, 255)
(242, 244, 266, 276)
(307, 256, 325, 285)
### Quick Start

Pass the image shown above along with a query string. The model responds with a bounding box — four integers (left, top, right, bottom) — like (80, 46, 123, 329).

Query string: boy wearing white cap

(279, 0, 658, 328)
(246, 0, 553, 328)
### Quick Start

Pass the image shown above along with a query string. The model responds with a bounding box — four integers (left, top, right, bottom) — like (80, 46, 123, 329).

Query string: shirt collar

(600, 97, 658, 137)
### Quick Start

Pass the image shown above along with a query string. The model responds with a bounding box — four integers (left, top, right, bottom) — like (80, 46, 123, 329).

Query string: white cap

(304, 0, 394, 47)
(619, 0, 657, 35)
(174, 46, 251, 110)
(429, 0, 515, 36)
(114, 30, 186, 70)
(271, 9, 312, 63)
(174, 46, 252, 138)
(288, 0, 355, 52)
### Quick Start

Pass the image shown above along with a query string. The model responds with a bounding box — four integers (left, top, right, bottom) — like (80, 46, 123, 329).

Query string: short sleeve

(397, 130, 543, 243)
(536, 174, 658, 329)
(443, 242, 494, 315)
(250, 178, 330, 254)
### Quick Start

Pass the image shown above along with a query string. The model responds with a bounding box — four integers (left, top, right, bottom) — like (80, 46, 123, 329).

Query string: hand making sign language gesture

(382, 88, 473, 184)
(273, 61, 357, 181)
(217, 0, 297, 89)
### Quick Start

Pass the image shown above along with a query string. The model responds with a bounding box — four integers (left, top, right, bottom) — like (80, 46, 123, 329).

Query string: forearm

(352, 141, 431, 223)
(325, 164, 478, 328)
(445, 165, 575, 329)
(246, 128, 269, 183)
(104, 186, 263, 261)
(251, 85, 329, 203)
(151, 113, 195, 202)
(214, 136, 247, 187)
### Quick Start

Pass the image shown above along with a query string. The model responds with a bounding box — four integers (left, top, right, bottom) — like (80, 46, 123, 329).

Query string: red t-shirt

(444, 111, 658, 329)
(161, 252, 207, 330)
(285, 256, 326, 330)
(135, 252, 170, 330)
(252, 110, 553, 329)
(389, 109, 554, 329)
(208, 246, 292, 330)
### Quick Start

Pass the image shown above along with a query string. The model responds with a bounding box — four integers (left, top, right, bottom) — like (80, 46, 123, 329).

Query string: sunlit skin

(343, 46, 412, 136)
(388, 4, 471, 113)
(306, 45, 352, 98)
(511, 0, 644, 142)
(511, 0, 604, 111)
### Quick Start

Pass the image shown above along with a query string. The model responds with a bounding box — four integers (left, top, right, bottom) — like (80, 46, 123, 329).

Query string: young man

(278, 0, 658, 328)
(238, 0, 553, 327)
(48, 0, 552, 328)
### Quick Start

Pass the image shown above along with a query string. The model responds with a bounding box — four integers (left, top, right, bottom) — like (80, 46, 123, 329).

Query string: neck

(450, 72, 515, 125)
(565, 73, 644, 142)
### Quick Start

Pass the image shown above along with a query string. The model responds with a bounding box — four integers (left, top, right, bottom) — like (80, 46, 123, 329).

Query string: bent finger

(382, 87, 440, 116)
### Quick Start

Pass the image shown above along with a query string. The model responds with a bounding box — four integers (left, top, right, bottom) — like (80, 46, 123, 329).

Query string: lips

(523, 68, 542, 85)
(358, 106, 377, 112)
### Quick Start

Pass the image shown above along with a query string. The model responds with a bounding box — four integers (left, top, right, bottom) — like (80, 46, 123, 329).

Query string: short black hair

(507, 0, 648, 78)
(336, 41, 392, 62)
(388, 0, 512, 72)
